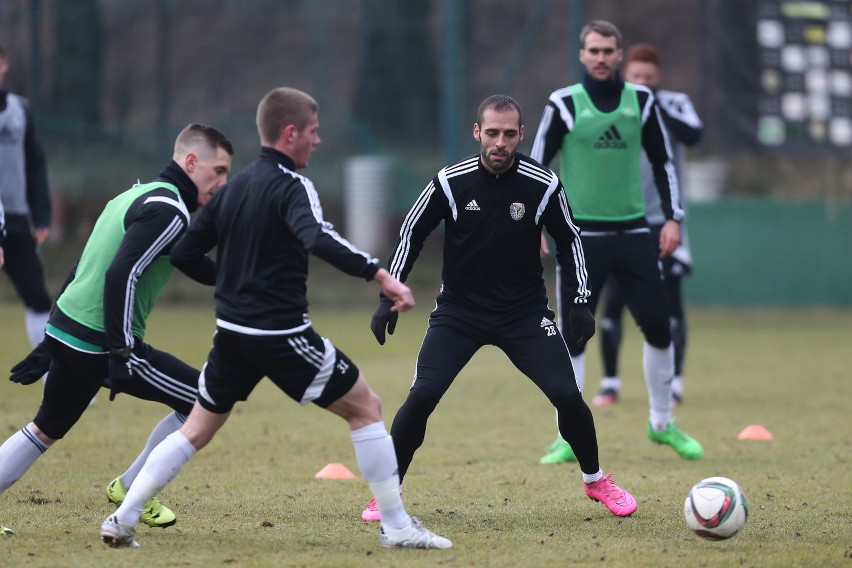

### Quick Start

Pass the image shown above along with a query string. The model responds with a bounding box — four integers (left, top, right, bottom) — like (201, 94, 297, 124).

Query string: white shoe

(379, 517, 452, 549)
(100, 515, 139, 548)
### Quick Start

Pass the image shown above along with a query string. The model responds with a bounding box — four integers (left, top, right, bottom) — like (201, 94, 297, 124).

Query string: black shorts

(410, 300, 581, 408)
(35, 335, 199, 440)
(197, 326, 360, 414)
(558, 230, 671, 351)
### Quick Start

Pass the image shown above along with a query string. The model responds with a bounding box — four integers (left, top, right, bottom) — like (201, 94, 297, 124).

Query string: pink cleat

(361, 497, 381, 522)
(584, 473, 637, 517)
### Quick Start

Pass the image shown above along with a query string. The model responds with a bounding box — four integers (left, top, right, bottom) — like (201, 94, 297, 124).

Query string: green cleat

(106, 477, 176, 528)
(1, 525, 15, 536)
(540, 437, 577, 464)
(647, 420, 704, 460)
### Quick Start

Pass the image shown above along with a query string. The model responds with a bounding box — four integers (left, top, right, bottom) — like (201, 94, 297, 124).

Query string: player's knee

(553, 390, 584, 413)
(405, 387, 441, 415)
(362, 388, 383, 422)
(29, 421, 59, 445)
(642, 318, 671, 348)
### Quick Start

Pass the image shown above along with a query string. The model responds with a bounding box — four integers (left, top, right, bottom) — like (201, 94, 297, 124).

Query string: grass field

(0, 301, 850, 567)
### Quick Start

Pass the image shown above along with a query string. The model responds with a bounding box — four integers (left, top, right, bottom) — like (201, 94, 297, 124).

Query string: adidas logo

(540, 317, 554, 328)
(465, 200, 481, 211)
(594, 125, 627, 149)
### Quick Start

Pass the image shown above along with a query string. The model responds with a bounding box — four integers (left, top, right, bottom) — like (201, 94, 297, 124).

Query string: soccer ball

(684, 477, 749, 540)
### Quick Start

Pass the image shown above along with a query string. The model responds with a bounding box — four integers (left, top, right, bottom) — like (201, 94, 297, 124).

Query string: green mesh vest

(56, 182, 184, 341)
(559, 83, 645, 222)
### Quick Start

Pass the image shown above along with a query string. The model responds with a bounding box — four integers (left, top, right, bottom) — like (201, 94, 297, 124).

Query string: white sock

(601, 376, 621, 391)
(351, 422, 410, 530)
(0, 425, 50, 493)
(114, 431, 196, 527)
(117, 411, 186, 489)
(643, 341, 674, 430)
(583, 468, 603, 484)
(24, 309, 49, 348)
(671, 375, 683, 398)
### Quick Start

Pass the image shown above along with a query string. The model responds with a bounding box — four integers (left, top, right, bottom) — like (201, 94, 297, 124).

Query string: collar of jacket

(260, 146, 296, 171)
(157, 160, 199, 213)
(582, 69, 625, 97)
(478, 152, 520, 181)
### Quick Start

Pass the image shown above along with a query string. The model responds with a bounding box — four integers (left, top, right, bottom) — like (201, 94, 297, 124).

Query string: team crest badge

(509, 203, 525, 221)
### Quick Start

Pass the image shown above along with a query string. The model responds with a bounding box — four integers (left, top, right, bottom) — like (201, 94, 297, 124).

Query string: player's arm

(542, 182, 595, 346)
(22, 100, 51, 233)
(170, 197, 218, 284)
(542, 182, 590, 305)
(369, 176, 444, 345)
(640, 92, 683, 257)
(102, 196, 189, 350)
(530, 96, 571, 167)
(284, 178, 381, 280)
(385, 177, 444, 283)
(657, 91, 703, 147)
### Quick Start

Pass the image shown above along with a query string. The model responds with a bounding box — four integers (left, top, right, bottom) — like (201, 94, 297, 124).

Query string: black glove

(567, 305, 596, 348)
(9, 341, 51, 385)
(107, 348, 132, 401)
(369, 294, 398, 345)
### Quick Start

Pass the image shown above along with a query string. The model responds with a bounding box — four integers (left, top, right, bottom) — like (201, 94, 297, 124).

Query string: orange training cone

(737, 424, 774, 440)
(314, 463, 356, 479)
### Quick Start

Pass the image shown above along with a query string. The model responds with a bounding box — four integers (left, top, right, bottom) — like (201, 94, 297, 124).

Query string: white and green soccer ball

(684, 476, 749, 540)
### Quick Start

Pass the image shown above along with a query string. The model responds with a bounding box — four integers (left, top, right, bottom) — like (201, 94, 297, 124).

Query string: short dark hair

(580, 20, 623, 49)
(256, 87, 319, 146)
(477, 94, 523, 126)
(174, 123, 234, 158)
(626, 43, 662, 67)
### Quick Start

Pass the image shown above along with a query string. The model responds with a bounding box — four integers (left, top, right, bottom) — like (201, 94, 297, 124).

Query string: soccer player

(0, 123, 233, 536)
(359, 94, 637, 523)
(100, 87, 452, 550)
(592, 43, 703, 408)
(531, 20, 703, 463)
(0, 45, 53, 350)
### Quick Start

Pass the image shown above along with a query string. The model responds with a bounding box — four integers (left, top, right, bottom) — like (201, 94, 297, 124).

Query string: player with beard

(360, 94, 637, 522)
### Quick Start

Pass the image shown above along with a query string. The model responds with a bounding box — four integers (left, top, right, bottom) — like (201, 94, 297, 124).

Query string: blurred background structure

(1, 0, 850, 306)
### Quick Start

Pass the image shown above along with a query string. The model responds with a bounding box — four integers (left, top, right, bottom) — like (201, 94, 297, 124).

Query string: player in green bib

(0, 124, 233, 536)
(531, 20, 703, 463)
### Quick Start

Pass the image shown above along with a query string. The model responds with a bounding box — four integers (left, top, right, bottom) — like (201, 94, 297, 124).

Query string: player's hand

(9, 341, 51, 385)
(370, 294, 398, 345)
(568, 305, 596, 348)
(540, 234, 550, 257)
(659, 220, 681, 258)
(34, 227, 51, 246)
(107, 351, 132, 401)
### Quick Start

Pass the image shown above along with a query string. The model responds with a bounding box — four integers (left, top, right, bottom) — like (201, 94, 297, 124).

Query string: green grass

(0, 302, 850, 567)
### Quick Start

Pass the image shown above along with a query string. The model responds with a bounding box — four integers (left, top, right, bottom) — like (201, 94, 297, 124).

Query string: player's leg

(664, 271, 687, 404)
(102, 400, 225, 548)
(616, 234, 702, 460)
(1, 228, 52, 347)
(543, 236, 610, 462)
(389, 319, 478, 483)
(291, 327, 452, 549)
(102, 329, 257, 547)
(0, 337, 100, 532)
(593, 277, 625, 406)
(104, 344, 200, 527)
(354, 307, 477, 529)
(503, 310, 636, 517)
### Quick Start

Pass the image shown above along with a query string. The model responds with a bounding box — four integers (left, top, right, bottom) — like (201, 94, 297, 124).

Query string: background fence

(1, 0, 850, 306)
